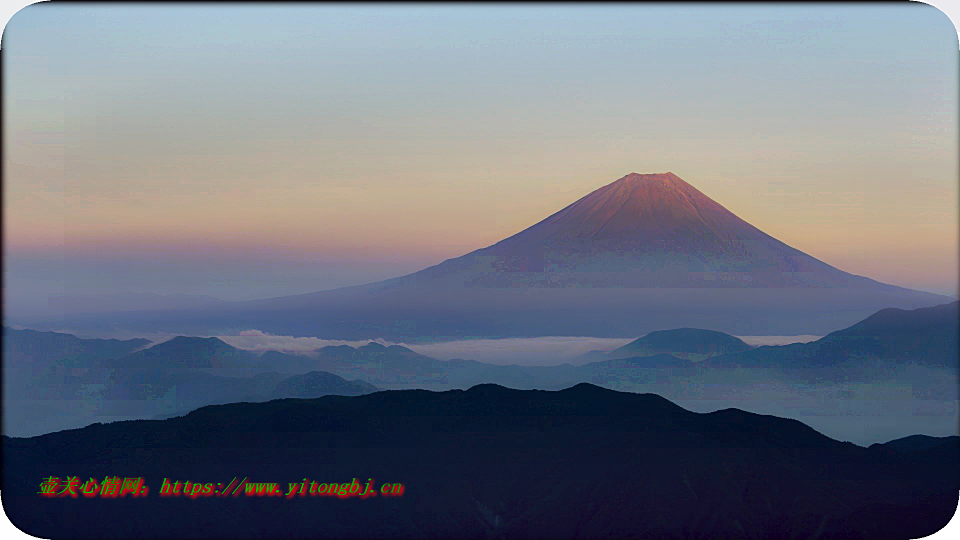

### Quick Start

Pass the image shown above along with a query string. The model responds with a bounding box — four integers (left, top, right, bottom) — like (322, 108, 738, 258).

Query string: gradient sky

(4, 4, 958, 312)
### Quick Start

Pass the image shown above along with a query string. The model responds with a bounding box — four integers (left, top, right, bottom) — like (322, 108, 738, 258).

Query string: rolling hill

(603, 328, 753, 361)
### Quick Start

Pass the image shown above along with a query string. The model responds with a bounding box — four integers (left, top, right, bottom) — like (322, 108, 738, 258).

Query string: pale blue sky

(4, 4, 958, 313)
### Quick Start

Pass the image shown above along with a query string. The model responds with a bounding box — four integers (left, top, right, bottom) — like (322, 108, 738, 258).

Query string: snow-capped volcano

(35, 172, 951, 339)
(389, 172, 893, 288)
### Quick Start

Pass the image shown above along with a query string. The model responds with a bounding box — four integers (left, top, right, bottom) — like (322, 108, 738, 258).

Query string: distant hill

(3, 326, 151, 369)
(707, 301, 959, 368)
(3, 331, 377, 437)
(878, 434, 960, 454)
(101, 336, 338, 372)
(102, 336, 250, 369)
(605, 328, 752, 361)
(315, 342, 449, 384)
(3, 384, 956, 539)
(99, 337, 380, 407)
(269, 370, 378, 399)
(3, 325, 153, 406)
(818, 301, 959, 367)
(302, 303, 957, 390)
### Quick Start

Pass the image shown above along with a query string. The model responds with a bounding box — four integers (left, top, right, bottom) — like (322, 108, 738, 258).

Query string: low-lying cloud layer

(402, 336, 635, 365)
(219, 330, 380, 354)
(218, 331, 636, 365)
(738, 335, 820, 346)
(216, 330, 823, 366)
(39, 327, 823, 366)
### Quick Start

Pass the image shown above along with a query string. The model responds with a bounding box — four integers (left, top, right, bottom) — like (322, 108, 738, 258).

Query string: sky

(4, 4, 959, 313)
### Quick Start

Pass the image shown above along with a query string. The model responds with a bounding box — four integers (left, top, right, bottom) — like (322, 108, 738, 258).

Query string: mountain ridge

(3, 383, 957, 539)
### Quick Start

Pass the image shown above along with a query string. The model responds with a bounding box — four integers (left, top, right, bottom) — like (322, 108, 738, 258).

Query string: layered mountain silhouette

(3, 327, 150, 370)
(30, 172, 949, 339)
(6, 301, 957, 440)
(2, 328, 377, 437)
(3, 384, 957, 539)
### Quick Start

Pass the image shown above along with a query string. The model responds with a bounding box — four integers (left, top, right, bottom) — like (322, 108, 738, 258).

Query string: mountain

(102, 336, 248, 369)
(817, 301, 959, 367)
(314, 342, 449, 385)
(2, 327, 153, 436)
(261, 303, 957, 392)
(3, 331, 377, 437)
(707, 301, 960, 369)
(384, 172, 906, 288)
(3, 384, 957, 539)
(604, 328, 752, 360)
(2, 326, 151, 369)
(268, 370, 378, 399)
(35, 172, 950, 339)
(99, 365, 377, 420)
(878, 434, 960, 454)
(97, 337, 380, 405)
(112, 368, 378, 415)
(6, 303, 957, 443)
(101, 336, 336, 372)
(3, 325, 152, 404)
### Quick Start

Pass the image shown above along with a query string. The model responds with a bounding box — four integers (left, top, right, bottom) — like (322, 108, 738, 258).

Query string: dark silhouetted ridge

(3, 385, 956, 539)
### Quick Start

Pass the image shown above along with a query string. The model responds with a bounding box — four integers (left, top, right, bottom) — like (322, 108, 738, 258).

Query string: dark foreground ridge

(3, 384, 957, 539)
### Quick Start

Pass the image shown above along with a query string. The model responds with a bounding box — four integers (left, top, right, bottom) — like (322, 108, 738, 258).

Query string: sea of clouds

(41, 326, 822, 366)
(213, 330, 821, 366)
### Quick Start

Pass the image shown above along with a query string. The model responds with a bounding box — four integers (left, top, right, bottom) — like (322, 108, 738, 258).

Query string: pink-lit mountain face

(392, 172, 892, 288)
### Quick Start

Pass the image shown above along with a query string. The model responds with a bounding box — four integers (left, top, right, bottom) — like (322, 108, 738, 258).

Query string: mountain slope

(879, 435, 960, 454)
(269, 370, 378, 399)
(3, 384, 956, 539)
(2, 326, 151, 369)
(383, 172, 901, 289)
(707, 301, 960, 368)
(314, 342, 449, 384)
(102, 336, 248, 369)
(817, 301, 960, 366)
